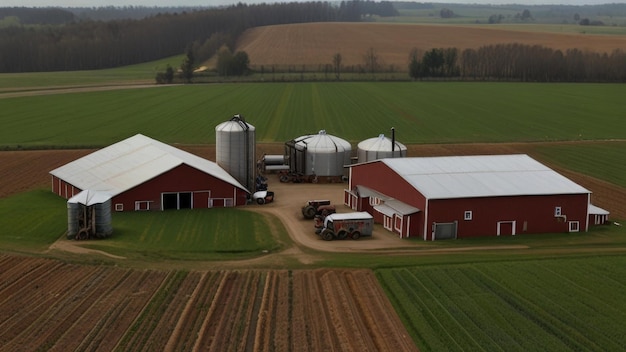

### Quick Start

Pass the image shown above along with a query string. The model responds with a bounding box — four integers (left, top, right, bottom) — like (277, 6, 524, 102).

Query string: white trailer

(319, 212, 373, 241)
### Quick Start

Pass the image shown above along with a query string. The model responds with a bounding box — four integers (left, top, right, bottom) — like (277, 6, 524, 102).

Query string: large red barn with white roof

(345, 154, 609, 240)
(50, 134, 249, 211)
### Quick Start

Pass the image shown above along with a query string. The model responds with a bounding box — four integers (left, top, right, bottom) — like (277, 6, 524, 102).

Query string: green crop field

(2, 82, 625, 148)
(377, 256, 626, 351)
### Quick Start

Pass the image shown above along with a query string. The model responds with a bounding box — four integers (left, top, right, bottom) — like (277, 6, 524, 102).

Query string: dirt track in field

(237, 22, 626, 70)
(0, 255, 418, 352)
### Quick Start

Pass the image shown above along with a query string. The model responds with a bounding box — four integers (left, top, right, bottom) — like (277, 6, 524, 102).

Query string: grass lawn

(0, 190, 288, 261)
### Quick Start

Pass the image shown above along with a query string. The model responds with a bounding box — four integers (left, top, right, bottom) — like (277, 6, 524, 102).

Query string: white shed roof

(380, 154, 591, 200)
(50, 134, 248, 196)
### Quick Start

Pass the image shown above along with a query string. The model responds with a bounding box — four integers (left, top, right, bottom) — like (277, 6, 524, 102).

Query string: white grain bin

(67, 190, 112, 240)
(286, 130, 351, 177)
(357, 133, 407, 163)
(215, 114, 256, 192)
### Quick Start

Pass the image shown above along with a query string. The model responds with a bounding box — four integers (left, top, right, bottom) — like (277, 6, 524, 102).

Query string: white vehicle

(318, 212, 373, 241)
(252, 191, 274, 205)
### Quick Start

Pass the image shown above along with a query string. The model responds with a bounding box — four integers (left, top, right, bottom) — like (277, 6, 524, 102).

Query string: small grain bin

(67, 190, 112, 240)
(357, 133, 407, 163)
(215, 114, 256, 192)
(285, 130, 351, 179)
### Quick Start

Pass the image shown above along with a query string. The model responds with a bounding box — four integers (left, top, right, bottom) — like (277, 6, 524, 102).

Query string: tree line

(407, 44, 626, 82)
(0, 0, 389, 72)
(1, 1, 391, 73)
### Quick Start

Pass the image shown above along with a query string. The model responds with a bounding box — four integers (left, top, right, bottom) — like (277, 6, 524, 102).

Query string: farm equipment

(301, 199, 335, 219)
(253, 190, 275, 205)
(256, 175, 268, 191)
(318, 212, 373, 241)
(278, 171, 317, 183)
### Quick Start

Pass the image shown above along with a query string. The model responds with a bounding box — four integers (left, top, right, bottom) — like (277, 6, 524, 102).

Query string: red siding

(349, 162, 426, 238)
(349, 160, 590, 240)
(113, 164, 248, 210)
(427, 194, 589, 240)
(52, 164, 248, 211)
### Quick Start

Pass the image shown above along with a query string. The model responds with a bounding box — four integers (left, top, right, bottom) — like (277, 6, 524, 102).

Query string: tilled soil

(0, 256, 418, 352)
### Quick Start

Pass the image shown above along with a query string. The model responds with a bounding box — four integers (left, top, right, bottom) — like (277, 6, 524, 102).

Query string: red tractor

(301, 199, 336, 219)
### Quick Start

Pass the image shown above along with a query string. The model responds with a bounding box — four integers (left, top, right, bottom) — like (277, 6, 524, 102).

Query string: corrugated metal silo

(215, 114, 256, 192)
(67, 190, 113, 240)
(357, 133, 407, 163)
(286, 130, 351, 177)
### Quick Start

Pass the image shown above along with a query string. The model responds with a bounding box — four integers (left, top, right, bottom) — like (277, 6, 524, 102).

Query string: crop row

(377, 255, 626, 351)
(0, 255, 417, 352)
(2, 83, 626, 148)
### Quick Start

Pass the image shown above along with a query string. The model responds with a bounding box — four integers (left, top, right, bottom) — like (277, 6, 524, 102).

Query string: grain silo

(215, 114, 255, 192)
(285, 130, 351, 180)
(357, 131, 407, 163)
(67, 190, 113, 240)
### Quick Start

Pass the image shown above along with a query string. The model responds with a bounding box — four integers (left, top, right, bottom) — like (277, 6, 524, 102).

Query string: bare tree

(363, 47, 380, 76)
(332, 53, 342, 80)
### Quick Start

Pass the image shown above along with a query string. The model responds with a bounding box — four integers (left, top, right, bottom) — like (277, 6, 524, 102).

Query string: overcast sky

(3, 0, 626, 8)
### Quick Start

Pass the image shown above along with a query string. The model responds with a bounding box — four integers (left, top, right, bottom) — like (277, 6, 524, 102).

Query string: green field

(2, 82, 625, 148)
(0, 189, 287, 261)
(3, 65, 626, 351)
(377, 256, 626, 351)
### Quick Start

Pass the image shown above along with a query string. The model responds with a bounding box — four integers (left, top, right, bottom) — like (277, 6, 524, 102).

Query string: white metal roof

(50, 134, 248, 196)
(67, 190, 111, 206)
(358, 134, 406, 152)
(588, 204, 610, 215)
(293, 130, 351, 153)
(380, 154, 591, 199)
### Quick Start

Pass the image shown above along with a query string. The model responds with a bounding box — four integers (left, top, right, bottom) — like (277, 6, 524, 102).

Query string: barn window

(464, 211, 473, 221)
(394, 215, 403, 232)
(554, 206, 562, 216)
(115, 203, 123, 211)
(135, 201, 152, 211)
(369, 197, 382, 206)
(569, 221, 580, 232)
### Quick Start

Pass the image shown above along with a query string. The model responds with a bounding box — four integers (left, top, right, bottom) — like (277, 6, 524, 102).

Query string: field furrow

(0, 257, 421, 352)
(0, 264, 97, 347)
(346, 270, 419, 352)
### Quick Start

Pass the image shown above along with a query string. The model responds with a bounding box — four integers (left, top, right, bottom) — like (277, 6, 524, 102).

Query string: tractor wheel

(256, 198, 265, 205)
(322, 231, 334, 241)
(351, 231, 361, 240)
(303, 206, 316, 219)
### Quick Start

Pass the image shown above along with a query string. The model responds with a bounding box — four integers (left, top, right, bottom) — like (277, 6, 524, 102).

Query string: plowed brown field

(0, 255, 417, 352)
(237, 23, 626, 70)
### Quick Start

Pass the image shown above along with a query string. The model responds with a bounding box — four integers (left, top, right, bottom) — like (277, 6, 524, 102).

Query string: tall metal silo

(357, 132, 407, 163)
(285, 130, 351, 177)
(215, 114, 256, 192)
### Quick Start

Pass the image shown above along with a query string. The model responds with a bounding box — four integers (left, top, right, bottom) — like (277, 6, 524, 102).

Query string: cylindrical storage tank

(357, 134, 407, 163)
(94, 198, 113, 238)
(291, 130, 351, 176)
(215, 115, 256, 191)
(67, 202, 81, 239)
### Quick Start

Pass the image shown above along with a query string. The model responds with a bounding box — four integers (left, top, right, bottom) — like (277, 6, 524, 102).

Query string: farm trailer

(318, 212, 373, 241)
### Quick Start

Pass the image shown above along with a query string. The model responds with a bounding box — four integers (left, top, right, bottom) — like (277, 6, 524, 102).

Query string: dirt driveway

(250, 173, 414, 252)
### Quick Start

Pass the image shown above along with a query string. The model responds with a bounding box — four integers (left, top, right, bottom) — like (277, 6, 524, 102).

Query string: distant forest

(0, 1, 396, 73)
(1, 1, 625, 82)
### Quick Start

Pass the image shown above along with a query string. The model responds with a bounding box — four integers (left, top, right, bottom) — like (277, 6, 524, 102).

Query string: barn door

(497, 221, 516, 236)
(433, 222, 457, 240)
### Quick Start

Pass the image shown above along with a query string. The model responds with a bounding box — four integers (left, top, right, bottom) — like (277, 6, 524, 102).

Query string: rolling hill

(236, 22, 626, 71)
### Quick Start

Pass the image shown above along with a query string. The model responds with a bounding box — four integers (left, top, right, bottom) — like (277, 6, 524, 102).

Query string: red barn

(50, 134, 249, 211)
(345, 154, 609, 240)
